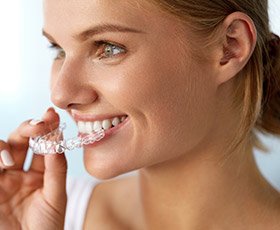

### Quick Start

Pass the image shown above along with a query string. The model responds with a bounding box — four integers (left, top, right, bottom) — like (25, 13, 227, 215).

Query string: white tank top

(64, 177, 99, 230)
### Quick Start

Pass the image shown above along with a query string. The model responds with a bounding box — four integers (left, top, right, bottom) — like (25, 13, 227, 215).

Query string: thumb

(40, 107, 67, 213)
(43, 152, 68, 213)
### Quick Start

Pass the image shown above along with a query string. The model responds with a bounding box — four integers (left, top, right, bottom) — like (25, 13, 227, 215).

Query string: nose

(50, 59, 98, 110)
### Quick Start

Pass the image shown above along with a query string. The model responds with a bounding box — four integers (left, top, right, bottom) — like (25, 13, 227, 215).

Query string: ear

(216, 12, 257, 85)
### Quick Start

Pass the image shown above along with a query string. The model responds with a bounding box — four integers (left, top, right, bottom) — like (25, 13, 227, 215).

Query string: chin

(83, 155, 136, 180)
(85, 166, 122, 180)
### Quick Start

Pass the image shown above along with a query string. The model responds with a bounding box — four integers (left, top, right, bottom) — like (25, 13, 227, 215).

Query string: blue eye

(95, 41, 126, 59)
(48, 43, 65, 60)
(47, 41, 126, 61)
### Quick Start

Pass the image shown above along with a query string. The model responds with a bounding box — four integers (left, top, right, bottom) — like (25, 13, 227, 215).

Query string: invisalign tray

(29, 123, 105, 155)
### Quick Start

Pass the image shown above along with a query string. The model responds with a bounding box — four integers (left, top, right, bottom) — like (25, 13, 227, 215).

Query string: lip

(78, 116, 130, 148)
(72, 111, 128, 123)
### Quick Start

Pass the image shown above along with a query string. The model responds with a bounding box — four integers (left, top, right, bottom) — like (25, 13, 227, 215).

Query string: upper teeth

(77, 115, 127, 134)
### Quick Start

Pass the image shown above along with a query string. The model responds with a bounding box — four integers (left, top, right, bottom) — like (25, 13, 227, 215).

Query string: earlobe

(217, 12, 257, 84)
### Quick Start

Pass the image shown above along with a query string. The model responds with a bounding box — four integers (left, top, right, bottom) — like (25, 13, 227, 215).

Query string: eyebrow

(42, 24, 145, 43)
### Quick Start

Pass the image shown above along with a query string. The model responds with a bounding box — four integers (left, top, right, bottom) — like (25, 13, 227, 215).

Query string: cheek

(142, 68, 218, 160)
(89, 39, 218, 173)
(103, 52, 217, 162)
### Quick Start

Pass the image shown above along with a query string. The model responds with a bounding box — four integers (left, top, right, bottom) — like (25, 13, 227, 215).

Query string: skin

(0, 108, 67, 229)
(0, 0, 279, 229)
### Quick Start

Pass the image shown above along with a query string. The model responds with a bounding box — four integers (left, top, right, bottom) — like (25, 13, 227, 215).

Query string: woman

(0, 0, 280, 229)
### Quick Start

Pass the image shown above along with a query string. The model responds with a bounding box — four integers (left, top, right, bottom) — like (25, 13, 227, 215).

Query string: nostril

(67, 103, 82, 110)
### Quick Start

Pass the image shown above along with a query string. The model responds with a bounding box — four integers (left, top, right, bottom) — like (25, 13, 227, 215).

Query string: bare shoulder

(83, 175, 141, 230)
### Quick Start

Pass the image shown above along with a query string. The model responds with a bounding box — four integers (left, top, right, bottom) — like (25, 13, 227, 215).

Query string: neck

(138, 140, 279, 229)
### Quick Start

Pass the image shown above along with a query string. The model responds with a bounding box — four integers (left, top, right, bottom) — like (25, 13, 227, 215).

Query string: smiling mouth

(76, 115, 129, 134)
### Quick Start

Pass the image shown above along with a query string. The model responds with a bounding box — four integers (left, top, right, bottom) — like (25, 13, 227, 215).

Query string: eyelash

(48, 44, 65, 60)
(94, 40, 126, 60)
(48, 41, 126, 61)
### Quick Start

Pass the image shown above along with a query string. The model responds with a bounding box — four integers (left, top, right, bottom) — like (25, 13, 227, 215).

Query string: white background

(0, 1, 279, 184)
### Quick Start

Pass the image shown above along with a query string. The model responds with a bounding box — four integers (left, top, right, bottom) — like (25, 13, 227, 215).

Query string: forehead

(43, 0, 162, 37)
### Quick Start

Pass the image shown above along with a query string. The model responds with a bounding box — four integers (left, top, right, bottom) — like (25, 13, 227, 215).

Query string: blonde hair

(150, 0, 280, 153)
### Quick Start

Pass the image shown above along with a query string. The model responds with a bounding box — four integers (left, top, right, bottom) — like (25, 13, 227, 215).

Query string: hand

(0, 108, 67, 230)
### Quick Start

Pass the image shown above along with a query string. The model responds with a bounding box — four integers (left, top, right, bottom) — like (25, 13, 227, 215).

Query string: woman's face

(43, 0, 219, 179)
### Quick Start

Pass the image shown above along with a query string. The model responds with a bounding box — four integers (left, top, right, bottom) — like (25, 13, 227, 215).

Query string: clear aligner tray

(29, 123, 105, 155)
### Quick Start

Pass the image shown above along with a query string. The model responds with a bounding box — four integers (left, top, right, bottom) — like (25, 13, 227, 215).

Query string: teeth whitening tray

(29, 123, 105, 155)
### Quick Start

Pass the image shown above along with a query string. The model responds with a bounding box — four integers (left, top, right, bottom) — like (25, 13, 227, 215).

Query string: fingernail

(29, 119, 44, 126)
(0, 150, 15, 167)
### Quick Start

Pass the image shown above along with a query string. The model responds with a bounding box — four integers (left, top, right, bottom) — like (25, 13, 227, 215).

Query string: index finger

(7, 108, 60, 170)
